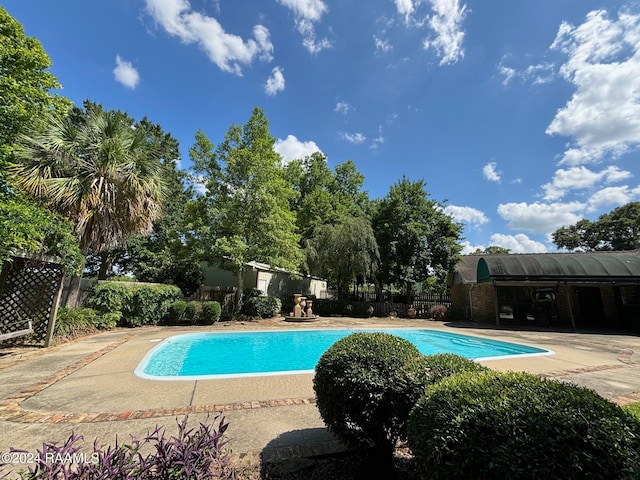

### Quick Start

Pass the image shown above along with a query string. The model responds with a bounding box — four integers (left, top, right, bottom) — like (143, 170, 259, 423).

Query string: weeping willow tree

(305, 216, 380, 297)
(11, 105, 169, 306)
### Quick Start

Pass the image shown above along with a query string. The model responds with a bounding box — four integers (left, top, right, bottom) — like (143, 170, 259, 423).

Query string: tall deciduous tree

(285, 154, 370, 241)
(552, 202, 640, 251)
(11, 104, 169, 306)
(193, 107, 302, 309)
(0, 6, 72, 191)
(372, 177, 462, 299)
(0, 7, 80, 270)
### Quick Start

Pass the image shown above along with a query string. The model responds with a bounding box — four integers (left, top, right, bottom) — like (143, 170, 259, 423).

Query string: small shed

(448, 251, 640, 331)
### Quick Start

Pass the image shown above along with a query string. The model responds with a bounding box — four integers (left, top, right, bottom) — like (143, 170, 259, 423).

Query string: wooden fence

(343, 291, 452, 318)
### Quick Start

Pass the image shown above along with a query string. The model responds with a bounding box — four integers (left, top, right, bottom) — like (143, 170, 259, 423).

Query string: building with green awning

(448, 251, 640, 331)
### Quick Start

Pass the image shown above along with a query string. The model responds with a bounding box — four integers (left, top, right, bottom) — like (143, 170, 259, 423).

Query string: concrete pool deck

(1, 317, 640, 474)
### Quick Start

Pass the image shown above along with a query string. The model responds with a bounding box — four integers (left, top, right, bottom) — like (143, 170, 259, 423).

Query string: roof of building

(450, 251, 640, 285)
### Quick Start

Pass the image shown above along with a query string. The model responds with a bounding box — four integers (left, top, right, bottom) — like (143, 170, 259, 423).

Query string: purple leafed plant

(7, 415, 231, 479)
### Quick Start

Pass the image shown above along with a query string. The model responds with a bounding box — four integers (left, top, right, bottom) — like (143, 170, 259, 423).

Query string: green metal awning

(477, 252, 640, 283)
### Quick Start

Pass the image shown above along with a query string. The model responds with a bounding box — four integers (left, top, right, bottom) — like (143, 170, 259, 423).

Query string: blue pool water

(135, 329, 552, 380)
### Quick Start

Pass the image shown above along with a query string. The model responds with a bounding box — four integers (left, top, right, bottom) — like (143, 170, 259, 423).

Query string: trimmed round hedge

(390, 353, 489, 441)
(408, 370, 640, 479)
(313, 332, 420, 456)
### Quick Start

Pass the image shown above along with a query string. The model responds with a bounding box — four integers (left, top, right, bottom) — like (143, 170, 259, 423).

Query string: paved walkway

(1, 318, 639, 475)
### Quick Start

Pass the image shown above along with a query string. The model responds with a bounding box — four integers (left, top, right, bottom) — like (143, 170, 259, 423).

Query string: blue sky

(6, 0, 640, 254)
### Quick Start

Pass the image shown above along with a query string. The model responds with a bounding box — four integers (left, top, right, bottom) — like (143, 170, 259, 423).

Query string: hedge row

(84, 282, 220, 327)
(165, 300, 222, 325)
(314, 332, 640, 478)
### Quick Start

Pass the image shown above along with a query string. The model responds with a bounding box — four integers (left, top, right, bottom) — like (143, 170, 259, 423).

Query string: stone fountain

(284, 293, 319, 322)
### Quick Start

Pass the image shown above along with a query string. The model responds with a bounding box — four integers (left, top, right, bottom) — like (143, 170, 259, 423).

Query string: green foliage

(372, 176, 463, 296)
(241, 295, 282, 318)
(84, 283, 132, 314)
(0, 6, 72, 167)
(0, 196, 82, 274)
(552, 202, 640, 251)
(11, 102, 170, 307)
(471, 245, 511, 255)
(166, 300, 188, 324)
(192, 108, 302, 310)
(89, 120, 204, 296)
(389, 354, 488, 441)
(198, 301, 222, 325)
(184, 301, 198, 322)
(408, 370, 640, 479)
(304, 216, 379, 296)
(624, 402, 640, 420)
(84, 282, 182, 327)
(124, 284, 183, 327)
(313, 332, 421, 460)
(54, 308, 118, 337)
(285, 153, 370, 241)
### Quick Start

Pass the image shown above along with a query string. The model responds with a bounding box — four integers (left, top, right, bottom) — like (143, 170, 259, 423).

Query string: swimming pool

(135, 329, 553, 380)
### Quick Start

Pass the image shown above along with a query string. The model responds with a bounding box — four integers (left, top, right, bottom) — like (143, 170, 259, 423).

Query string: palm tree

(11, 106, 168, 306)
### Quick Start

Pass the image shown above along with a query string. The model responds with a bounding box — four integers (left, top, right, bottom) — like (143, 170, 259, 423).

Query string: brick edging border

(0, 333, 318, 424)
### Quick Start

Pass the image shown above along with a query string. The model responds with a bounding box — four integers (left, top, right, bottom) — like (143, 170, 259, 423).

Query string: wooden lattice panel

(0, 256, 64, 345)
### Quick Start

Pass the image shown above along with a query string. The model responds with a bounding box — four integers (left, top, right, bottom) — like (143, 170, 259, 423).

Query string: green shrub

(408, 370, 640, 479)
(54, 308, 119, 337)
(54, 307, 99, 337)
(94, 311, 120, 330)
(313, 332, 421, 461)
(184, 301, 199, 324)
(165, 300, 188, 325)
(390, 354, 489, 441)
(84, 283, 131, 314)
(122, 284, 182, 327)
(241, 295, 282, 318)
(198, 301, 222, 325)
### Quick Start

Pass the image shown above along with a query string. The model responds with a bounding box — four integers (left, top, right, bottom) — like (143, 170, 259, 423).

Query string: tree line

(7, 7, 640, 312)
(0, 7, 463, 310)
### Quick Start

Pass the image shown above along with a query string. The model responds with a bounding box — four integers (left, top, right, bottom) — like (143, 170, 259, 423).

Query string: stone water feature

(284, 293, 318, 322)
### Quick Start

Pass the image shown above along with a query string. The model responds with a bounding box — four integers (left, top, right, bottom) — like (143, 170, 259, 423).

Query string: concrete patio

(1, 317, 639, 475)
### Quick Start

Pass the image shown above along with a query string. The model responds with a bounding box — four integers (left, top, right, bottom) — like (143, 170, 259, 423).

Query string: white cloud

(265, 66, 285, 95)
(482, 161, 501, 182)
(586, 185, 640, 212)
(274, 135, 322, 163)
(542, 165, 632, 200)
(423, 0, 467, 65)
(393, 0, 466, 65)
(374, 35, 392, 53)
(339, 132, 366, 144)
(443, 205, 489, 226)
(113, 55, 140, 89)
(488, 233, 548, 253)
(334, 101, 351, 114)
(145, 0, 273, 75)
(497, 201, 584, 235)
(460, 240, 485, 255)
(546, 10, 640, 165)
(394, 0, 415, 22)
(498, 60, 555, 86)
(277, 0, 331, 54)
